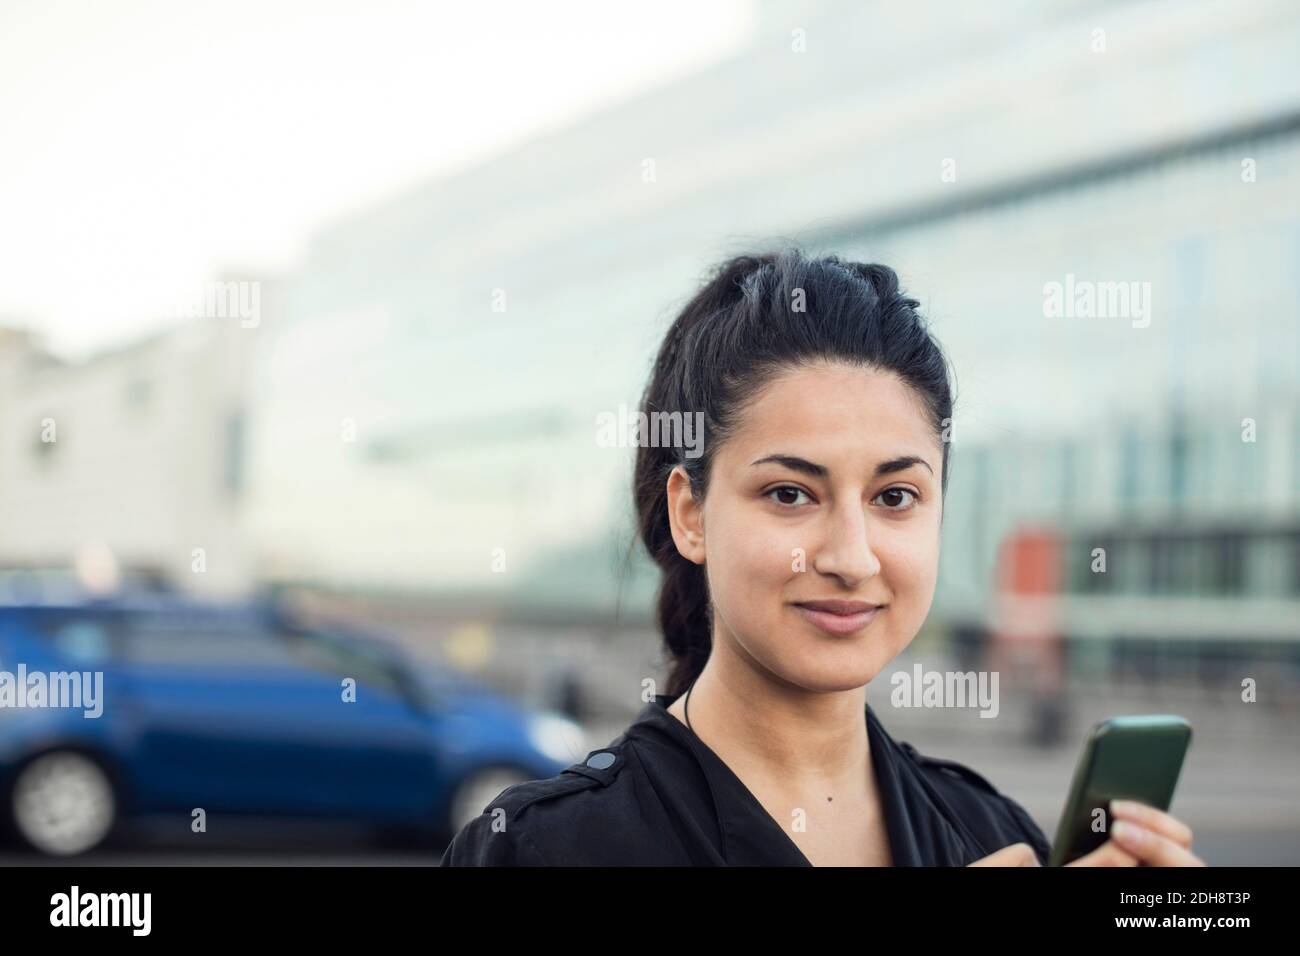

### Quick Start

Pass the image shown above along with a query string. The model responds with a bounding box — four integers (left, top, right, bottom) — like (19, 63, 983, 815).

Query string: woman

(441, 248, 1204, 867)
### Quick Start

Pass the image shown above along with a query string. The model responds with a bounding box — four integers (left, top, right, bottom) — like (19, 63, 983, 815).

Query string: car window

(121, 612, 303, 668)
(281, 627, 409, 699)
(118, 610, 411, 699)
(25, 612, 115, 665)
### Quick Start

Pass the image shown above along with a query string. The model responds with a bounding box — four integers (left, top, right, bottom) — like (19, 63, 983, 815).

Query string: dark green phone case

(1048, 715, 1192, 866)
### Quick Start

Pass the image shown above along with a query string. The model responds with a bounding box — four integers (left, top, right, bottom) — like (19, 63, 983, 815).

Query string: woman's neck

(666, 638, 872, 786)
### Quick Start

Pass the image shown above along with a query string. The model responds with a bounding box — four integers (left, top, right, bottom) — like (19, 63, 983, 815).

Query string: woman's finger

(1064, 840, 1140, 867)
(1109, 800, 1194, 849)
(967, 842, 1041, 866)
(1110, 820, 1207, 866)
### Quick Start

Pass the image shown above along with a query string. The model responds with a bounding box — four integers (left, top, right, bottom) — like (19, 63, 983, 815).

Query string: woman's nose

(811, 505, 881, 586)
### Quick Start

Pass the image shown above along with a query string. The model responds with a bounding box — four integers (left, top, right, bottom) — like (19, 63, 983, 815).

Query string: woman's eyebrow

(750, 453, 933, 478)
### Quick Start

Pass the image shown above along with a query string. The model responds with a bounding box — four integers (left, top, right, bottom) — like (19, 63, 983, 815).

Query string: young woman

(441, 248, 1204, 867)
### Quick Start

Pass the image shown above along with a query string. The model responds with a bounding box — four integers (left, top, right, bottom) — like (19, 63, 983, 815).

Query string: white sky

(0, 0, 754, 358)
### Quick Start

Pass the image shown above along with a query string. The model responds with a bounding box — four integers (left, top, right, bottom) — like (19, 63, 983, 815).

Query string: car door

(116, 607, 438, 824)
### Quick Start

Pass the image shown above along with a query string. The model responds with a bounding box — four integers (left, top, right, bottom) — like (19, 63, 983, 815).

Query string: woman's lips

(793, 601, 883, 636)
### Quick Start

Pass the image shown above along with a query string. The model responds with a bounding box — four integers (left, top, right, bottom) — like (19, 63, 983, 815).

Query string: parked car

(0, 592, 584, 856)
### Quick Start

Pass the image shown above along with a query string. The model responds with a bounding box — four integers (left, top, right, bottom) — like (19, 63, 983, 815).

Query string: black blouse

(440, 693, 1051, 866)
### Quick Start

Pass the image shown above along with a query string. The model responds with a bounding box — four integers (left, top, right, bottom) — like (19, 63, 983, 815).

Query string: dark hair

(633, 247, 956, 698)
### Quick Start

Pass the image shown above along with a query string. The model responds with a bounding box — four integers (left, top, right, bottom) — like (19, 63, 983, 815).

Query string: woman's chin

(776, 654, 889, 695)
(735, 621, 904, 693)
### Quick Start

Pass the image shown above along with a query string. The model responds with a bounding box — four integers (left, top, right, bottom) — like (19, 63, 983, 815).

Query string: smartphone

(1048, 715, 1192, 866)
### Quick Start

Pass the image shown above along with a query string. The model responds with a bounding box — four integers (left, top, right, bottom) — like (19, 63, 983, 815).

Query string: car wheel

(10, 751, 118, 856)
(448, 766, 534, 835)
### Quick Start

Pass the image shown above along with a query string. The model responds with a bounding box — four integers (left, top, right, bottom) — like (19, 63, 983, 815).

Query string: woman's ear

(665, 465, 706, 565)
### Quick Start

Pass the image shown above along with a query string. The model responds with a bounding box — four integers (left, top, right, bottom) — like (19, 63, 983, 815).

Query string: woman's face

(666, 361, 945, 693)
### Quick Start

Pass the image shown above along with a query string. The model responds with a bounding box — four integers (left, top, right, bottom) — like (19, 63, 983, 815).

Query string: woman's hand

(965, 800, 1206, 867)
(1064, 799, 1206, 867)
(967, 842, 1041, 866)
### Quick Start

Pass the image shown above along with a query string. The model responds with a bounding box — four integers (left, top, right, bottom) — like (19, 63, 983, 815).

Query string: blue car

(0, 592, 585, 856)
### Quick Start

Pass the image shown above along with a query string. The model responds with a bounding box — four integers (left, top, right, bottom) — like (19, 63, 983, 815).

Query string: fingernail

(1112, 820, 1146, 845)
(1110, 799, 1139, 816)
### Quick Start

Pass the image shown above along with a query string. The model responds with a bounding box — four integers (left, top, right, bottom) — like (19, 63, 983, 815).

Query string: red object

(991, 526, 1065, 691)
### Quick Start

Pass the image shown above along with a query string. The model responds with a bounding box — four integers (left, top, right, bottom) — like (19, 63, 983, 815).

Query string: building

(0, 283, 264, 596)
(242, 0, 1300, 641)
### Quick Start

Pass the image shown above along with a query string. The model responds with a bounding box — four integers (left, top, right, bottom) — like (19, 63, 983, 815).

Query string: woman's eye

(766, 485, 811, 507)
(875, 487, 918, 511)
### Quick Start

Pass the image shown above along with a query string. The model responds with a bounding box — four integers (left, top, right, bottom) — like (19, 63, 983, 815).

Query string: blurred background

(1, 0, 1297, 865)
